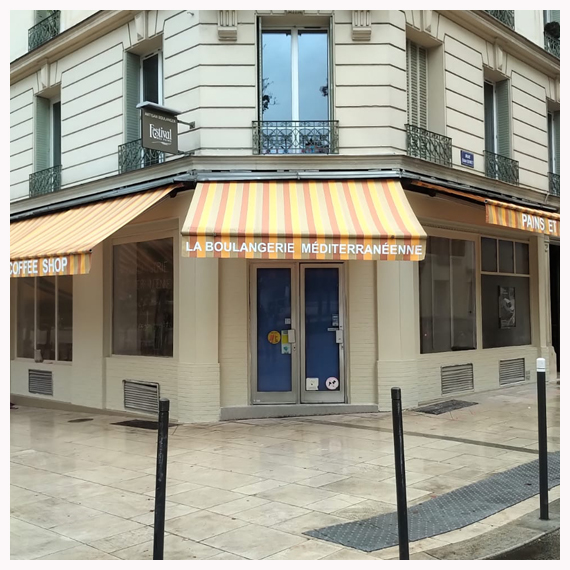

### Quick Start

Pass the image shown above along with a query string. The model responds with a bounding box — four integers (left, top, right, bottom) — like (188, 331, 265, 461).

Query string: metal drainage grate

(500, 358, 525, 385)
(441, 363, 474, 395)
(68, 418, 94, 423)
(111, 419, 176, 430)
(28, 369, 53, 396)
(123, 379, 160, 414)
(413, 399, 477, 415)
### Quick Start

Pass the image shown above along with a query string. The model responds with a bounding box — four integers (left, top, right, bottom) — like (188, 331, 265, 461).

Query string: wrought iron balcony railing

(485, 10, 515, 29)
(548, 172, 560, 197)
(406, 124, 452, 168)
(29, 165, 62, 197)
(485, 150, 519, 185)
(544, 32, 560, 58)
(28, 11, 60, 51)
(118, 139, 165, 174)
(252, 120, 339, 155)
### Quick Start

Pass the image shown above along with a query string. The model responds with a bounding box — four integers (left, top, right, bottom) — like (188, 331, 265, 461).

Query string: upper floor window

(543, 11, 560, 58)
(547, 110, 560, 176)
(406, 40, 427, 130)
(255, 23, 337, 155)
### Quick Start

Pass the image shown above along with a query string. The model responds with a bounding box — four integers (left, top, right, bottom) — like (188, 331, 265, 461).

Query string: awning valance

(10, 185, 178, 278)
(181, 179, 427, 261)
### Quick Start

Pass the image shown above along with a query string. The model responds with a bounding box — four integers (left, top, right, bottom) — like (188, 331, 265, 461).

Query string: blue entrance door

(301, 266, 344, 403)
(254, 267, 296, 403)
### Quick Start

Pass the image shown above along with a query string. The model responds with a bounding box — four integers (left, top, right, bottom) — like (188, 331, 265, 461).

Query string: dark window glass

(482, 275, 531, 348)
(484, 82, 495, 152)
(37, 276, 56, 361)
(419, 237, 476, 353)
(113, 238, 174, 357)
(499, 239, 514, 273)
(142, 54, 159, 104)
(298, 31, 328, 121)
(57, 276, 73, 361)
(481, 237, 497, 272)
(52, 101, 61, 166)
(515, 242, 529, 275)
(17, 278, 35, 359)
(261, 31, 292, 121)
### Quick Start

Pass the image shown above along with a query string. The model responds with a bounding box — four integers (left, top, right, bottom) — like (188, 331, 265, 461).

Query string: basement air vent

(123, 380, 159, 414)
(499, 358, 525, 385)
(28, 369, 53, 396)
(441, 364, 474, 395)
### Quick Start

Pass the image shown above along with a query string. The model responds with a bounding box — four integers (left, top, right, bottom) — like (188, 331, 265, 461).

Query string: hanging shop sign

(139, 102, 179, 154)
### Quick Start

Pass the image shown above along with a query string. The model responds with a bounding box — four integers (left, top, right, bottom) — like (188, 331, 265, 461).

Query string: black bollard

(153, 398, 170, 560)
(391, 387, 410, 560)
(536, 358, 549, 520)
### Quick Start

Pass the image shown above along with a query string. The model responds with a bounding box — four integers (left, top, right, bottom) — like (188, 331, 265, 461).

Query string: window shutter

(125, 51, 141, 143)
(34, 96, 50, 172)
(553, 110, 560, 175)
(407, 40, 427, 129)
(551, 10, 560, 23)
(495, 80, 511, 157)
(418, 45, 427, 129)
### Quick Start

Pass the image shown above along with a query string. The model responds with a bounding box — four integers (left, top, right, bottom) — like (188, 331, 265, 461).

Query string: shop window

(112, 238, 174, 357)
(419, 236, 476, 354)
(16, 276, 73, 361)
(481, 237, 531, 348)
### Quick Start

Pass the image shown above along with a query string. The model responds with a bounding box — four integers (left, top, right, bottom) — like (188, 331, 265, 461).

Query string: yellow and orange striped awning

(181, 179, 427, 261)
(486, 199, 560, 237)
(10, 185, 178, 278)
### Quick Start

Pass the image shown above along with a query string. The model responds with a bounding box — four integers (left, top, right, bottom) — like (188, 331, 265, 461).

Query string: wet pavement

(10, 381, 560, 560)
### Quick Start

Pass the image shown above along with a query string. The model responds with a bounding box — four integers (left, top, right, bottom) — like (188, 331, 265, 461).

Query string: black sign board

(140, 105, 178, 154)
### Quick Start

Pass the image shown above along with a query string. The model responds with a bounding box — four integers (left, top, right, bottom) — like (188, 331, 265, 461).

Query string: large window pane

(57, 276, 73, 361)
(261, 32, 292, 121)
(515, 242, 529, 275)
(37, 276, 56, 361)
(298, 31, 328, 121)
(17, 278, 35, 358)
(499, 239, 514, 273)
(113, 238, 174, 357)
(142, 54, 159, 104)
(481, 237, 497, 272)
(420, 237, 476, 354)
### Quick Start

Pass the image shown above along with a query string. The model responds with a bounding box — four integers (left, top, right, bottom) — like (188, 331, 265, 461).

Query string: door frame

(300, 263, 346, 404)
(249, 261, 347, 405)
(249, 262, 299, 404)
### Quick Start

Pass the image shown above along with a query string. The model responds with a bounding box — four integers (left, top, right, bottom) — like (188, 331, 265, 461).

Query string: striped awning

(486, 199, 560, 237)
(10, 185, 178, 278)
(181, 179, 427, 261)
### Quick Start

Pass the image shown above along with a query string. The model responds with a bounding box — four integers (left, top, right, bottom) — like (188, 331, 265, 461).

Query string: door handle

(335, 329, 343, 344)
(288, 329, 296, 343)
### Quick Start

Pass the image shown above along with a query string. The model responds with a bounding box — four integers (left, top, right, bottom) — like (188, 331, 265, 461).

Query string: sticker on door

(326, 377, 339, 390)
(306, 377, 319, 390)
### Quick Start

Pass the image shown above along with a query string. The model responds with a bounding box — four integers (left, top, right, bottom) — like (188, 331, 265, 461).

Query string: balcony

(28, 11, 60, 51)
(252, 121, 339, 155)
(548, 172, 560, 197)
(544, 32, 560, 58)
(406, 124, 452, 168)
(118, 139, 165, 174)
(485, 10, 515, 30)
(29, 165, 62, 197)
(485, 151, 519, 185)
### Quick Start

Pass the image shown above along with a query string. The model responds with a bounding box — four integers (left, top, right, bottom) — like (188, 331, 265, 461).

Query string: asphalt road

(492, 530, 560, 560)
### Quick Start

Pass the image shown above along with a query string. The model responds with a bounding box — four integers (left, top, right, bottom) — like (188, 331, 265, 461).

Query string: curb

(421, 499, 560, 560)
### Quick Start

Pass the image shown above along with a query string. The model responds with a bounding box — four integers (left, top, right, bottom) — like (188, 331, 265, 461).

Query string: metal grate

(485, 10, 515, 30)
(252, 120, 339, 155)
(28, 11, 60, 51)
(123, 379, 160, 414)
(441, 364, 474, 395)
(485, 150, 519, 185)
(29, 165, 62, 197)
(499, 358, 525, 385)
(544, 32, 560, 58)
(28, 369, 53, 396)
(118, 139, 165, 174)
(548, 172, 560, 197)
(406, 124, 452, 167)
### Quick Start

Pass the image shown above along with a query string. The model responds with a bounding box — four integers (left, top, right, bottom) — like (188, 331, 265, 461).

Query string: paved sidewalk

(10, 382, 560, 560)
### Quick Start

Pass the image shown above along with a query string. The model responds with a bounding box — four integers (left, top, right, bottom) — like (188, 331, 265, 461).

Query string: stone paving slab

(305, 452, 560, 552)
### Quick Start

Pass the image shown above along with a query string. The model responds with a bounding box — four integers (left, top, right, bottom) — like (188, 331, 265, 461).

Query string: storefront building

(10, 10, 560, 422)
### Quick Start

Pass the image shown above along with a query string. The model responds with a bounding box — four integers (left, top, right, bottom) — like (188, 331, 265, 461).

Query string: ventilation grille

(28, 369, 53, 396)
(123, 380, 159, 414)
(499, 358, 525, 385)
(441, 364, 474, 395)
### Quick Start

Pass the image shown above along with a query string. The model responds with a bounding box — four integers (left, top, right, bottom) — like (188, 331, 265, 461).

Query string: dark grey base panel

(220, 404, 378, 421)
(306, 451, 560, 552)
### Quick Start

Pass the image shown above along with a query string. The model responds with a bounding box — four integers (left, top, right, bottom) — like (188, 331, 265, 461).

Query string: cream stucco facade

(10, 10, 560, 422)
